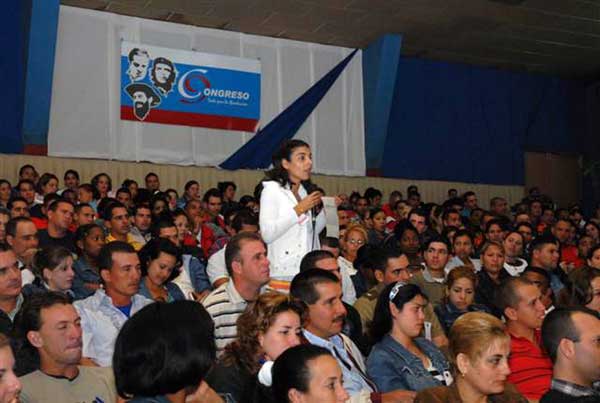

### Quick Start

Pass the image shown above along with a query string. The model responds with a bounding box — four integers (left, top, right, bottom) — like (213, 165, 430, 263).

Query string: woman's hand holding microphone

(294, 191, 322, 216)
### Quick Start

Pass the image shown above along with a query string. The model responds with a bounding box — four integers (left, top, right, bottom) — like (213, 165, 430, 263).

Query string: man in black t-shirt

(0, 245, 23, 334)
(38, 199, 76, 253)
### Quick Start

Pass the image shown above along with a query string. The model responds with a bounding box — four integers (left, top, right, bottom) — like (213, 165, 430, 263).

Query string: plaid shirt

(551, 379, 600, 398)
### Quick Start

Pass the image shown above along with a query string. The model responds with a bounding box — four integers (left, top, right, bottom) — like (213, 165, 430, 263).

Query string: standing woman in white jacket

(260, 140, 326, 289)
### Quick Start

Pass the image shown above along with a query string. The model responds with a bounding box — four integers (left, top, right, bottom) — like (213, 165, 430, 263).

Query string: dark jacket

(415, 382, 528, 403)
(206, 359, 276, 403)
(540, 389, 600, 403)
(22, 278, 74, 302)
(434, 301, 491, 334)
(342, 302, 369, 355)
(0, 294, 25, 336)
(0, 310, 13, 336)
(206, 359, 252, 403)
(475, 268, 510, 318)
(351, 270, 369, 299)
(127, 397, 170, 403)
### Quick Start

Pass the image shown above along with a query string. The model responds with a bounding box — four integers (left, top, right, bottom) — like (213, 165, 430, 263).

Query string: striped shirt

(202, 281, 247, 354)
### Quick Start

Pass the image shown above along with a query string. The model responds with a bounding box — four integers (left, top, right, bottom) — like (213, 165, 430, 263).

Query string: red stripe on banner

(23, 144, 48, 155)
(120, 106, 259, 132)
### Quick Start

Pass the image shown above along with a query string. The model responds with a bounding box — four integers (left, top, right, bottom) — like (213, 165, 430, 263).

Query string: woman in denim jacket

(366, 282, 451, 392)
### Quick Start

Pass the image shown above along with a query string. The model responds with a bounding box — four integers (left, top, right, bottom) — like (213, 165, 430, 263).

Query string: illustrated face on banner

(127, 48, 150, 82)
(125, 83, 161, 121)
(155, 63, 171, 83)
(151, 57, 177, 95)
(133, 92, 150, 119)
(154, 63, 173, 84)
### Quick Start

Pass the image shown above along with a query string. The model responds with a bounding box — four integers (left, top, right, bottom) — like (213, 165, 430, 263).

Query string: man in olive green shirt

(354, 248, 448, 347)
(16, 292, 117, 403)
(409, 237, 450, 306)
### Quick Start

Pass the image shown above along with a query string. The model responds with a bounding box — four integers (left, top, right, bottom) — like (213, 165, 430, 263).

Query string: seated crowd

(0, 162, 598, 403)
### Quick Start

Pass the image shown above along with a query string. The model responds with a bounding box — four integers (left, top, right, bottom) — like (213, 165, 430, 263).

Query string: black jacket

(206, 360, 276, 403)
(540, 389, 599, 403)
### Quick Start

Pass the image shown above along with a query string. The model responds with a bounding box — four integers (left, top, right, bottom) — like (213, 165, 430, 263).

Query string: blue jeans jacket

(138, 278, 185, 302)
(184, 254, 211, 292)
(72, 256, 101, 300)
(434, 301, 491, 334)
(367, 335, 450, 392)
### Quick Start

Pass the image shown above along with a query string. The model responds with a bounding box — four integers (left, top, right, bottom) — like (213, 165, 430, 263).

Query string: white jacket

(260, 180, 326, 280)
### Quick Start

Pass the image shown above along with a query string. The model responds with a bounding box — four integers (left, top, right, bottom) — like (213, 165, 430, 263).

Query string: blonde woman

(338, 224, 369, 297)
(416, 312, 527, 402)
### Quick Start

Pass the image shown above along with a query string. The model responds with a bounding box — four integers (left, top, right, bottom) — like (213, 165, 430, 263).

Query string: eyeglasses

(347, 239, 365, 245)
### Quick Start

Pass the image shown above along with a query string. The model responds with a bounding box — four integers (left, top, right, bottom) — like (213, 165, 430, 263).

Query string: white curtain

(48, 6, 366, 176)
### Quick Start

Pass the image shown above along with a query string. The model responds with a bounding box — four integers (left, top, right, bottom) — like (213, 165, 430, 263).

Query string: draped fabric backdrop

(48, 6, 365, 177)
(382, 57, 586, 185)
(221, 49, 358, 170)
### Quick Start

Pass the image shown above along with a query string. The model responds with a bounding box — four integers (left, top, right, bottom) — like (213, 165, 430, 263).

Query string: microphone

(302, 180, 320, 220)
(302, 181, 319, 250)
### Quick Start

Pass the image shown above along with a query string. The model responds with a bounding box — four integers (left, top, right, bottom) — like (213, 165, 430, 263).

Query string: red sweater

(507, 329, 552, 400)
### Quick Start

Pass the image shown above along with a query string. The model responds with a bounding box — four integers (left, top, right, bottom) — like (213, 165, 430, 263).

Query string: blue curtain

(381, 57, 586, 185)
(220, 49, 358, 170)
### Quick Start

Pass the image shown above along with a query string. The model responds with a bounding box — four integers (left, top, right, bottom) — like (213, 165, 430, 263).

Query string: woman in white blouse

(260, 140, 327, 286)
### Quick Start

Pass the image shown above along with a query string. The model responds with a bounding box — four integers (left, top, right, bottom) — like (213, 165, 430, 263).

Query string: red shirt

(30, 217, 48, 230)
(199, 224, 216, 257)
(560, 245, 579, 266)
(572, 257, 586, 269)
(382, 203, 394, 217)
(507, 329, 552, 400)
(183, 233, 198, 248)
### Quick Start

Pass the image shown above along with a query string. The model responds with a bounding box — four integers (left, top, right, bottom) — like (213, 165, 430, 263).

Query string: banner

(120, 41, 260, 132)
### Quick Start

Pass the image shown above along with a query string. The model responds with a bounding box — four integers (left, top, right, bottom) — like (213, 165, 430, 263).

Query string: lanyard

(332, 341, 378, 392)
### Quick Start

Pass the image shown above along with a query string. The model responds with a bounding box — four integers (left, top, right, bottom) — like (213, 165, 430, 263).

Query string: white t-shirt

(207, 247, 228, 285)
